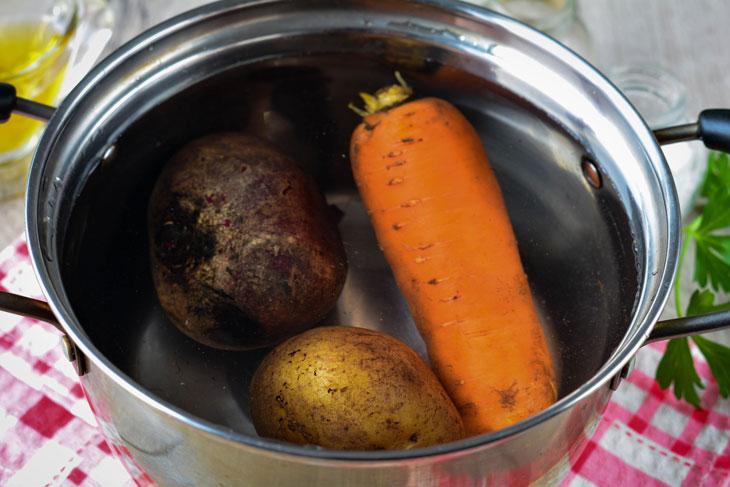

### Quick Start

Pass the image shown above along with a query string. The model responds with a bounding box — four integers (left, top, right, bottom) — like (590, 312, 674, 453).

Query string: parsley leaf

(687, 177, 730, 292)
(686, 289, 730, 316)
(685, 289, 730, 400)
(692, 335, 730, 399)
(693, 232, 730, 292)
(655, 151, 730, 408)
(656, 337, 703, 408)
(658, 288, 730, 408)
(699, 151, 730, 200)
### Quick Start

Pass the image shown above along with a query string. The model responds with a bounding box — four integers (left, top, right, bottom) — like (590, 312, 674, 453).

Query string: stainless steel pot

(2, 1, 730, 485)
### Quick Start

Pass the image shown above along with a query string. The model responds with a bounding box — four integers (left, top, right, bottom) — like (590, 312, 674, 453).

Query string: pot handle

(0, 82, 56, 123)
(643, 109, 730, 343)
(653, 109, 730, 153)
(647, 309, 730, 344)
(0, 290, 87, 375)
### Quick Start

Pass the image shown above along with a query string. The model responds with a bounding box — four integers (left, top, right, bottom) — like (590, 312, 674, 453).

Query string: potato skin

(249, 326, 465, 450)
(148, 133, 347, 350)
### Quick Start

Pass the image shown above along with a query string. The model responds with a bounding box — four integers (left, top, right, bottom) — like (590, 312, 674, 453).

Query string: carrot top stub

(348, 72, 414, 117)
(348, 74, 558, 436)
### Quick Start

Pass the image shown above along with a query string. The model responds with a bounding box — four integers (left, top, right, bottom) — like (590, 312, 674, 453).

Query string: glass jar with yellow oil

(0, 0, 86, 200)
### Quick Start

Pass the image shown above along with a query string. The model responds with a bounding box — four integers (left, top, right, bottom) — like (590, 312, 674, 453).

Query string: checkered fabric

(2, 233, 730, 486)
(560, 341, 730, 487)
(0, 236, 154, 487)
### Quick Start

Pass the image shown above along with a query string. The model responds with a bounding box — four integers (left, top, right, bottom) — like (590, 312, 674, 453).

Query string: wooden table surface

(2, 0, 729, 251)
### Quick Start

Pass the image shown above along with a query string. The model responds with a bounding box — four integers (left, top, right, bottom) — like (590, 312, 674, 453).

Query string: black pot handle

(646, 109, 730, 343)
(0, 82, 56, 123)
(654, 109, 730, 153)
(698, 109, 730, 152)
(648, 309, 730, 343)
(0, 83, 15, 123)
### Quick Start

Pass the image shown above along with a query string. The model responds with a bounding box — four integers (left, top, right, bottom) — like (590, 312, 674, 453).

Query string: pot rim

(24, 0, 681, 462)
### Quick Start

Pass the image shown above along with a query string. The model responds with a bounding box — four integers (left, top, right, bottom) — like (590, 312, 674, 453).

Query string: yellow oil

(1, 21, 75, 157)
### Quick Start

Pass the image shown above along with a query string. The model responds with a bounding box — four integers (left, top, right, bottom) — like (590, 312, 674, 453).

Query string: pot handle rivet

(609, 355, 637, 391)
(581, 157, 602, 189)
(61, 335, 76, 362)
(62, 336, 87, 376)
(59, 335, 87, 376)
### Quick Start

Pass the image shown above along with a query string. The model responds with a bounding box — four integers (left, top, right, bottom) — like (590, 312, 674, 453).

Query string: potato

(249, 326, 465, 450)
(147, 133, 347, 350)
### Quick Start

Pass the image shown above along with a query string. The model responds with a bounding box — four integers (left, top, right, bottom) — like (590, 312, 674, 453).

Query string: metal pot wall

(2, 0, 730, 485)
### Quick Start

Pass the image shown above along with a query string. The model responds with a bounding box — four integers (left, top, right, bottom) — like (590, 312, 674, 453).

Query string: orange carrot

(348, 74, 557, 436)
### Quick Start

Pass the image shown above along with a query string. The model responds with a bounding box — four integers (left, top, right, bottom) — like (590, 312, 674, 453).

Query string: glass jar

(608, 63, 706, 219)
(0, 0, 115, 201)
(468, 0, 595, 63)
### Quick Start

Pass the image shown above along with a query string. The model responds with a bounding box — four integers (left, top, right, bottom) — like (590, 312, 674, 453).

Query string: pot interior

(30, 0, 674, 445)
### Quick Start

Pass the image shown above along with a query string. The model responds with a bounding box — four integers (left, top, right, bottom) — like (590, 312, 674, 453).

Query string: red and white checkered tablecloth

(2, 233, 730, 487)
(0, 236, 153, 487)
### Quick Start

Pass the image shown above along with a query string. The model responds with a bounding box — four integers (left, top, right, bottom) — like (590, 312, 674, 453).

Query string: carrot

(348, 73, 557, 436)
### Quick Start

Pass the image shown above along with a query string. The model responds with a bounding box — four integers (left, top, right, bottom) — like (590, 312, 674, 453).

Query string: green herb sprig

(655, 151, 730, 408)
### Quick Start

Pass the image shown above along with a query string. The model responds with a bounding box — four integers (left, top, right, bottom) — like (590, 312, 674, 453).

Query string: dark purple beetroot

(148, 133, 347, 350)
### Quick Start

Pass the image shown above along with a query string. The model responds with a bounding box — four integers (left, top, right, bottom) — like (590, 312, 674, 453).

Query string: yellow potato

(249, 326, 464, 450)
